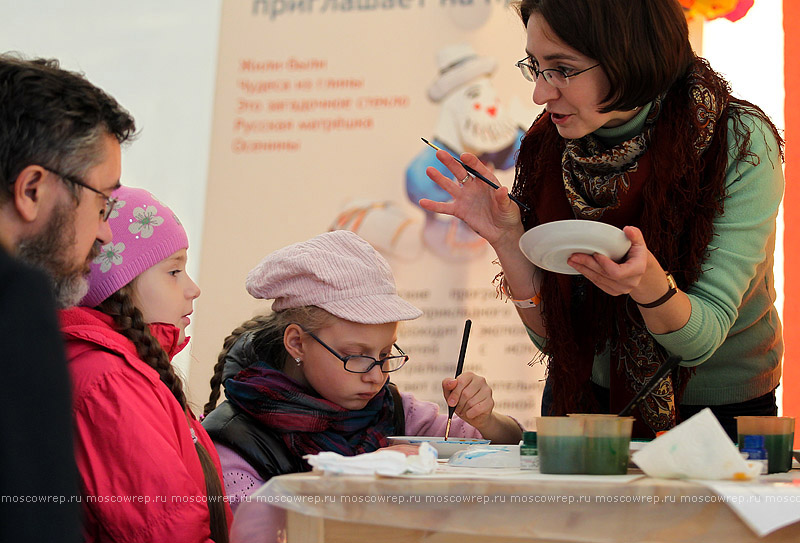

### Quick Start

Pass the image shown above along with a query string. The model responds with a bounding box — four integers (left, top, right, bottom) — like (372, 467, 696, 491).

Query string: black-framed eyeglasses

(43, 166, 117, 221)
(515, 57, 600, 89)
(299, 326, 409, 374)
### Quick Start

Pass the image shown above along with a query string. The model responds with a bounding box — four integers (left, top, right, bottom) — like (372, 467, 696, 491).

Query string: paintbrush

(444, 319, 472, 441)
(421, 138, 530, 212)
(618, 355, 683, 417)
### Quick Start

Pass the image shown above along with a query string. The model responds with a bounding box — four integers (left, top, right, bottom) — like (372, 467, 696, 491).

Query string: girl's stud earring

(295, 357, 302, 366)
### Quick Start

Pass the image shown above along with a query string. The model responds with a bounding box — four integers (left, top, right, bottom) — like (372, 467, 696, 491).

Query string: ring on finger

(458, 173, 472, 185)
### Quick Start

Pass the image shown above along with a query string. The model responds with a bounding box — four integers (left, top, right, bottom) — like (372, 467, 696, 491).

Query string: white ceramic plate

(387, 436, 490, 459)
(519, 220, 632, 275)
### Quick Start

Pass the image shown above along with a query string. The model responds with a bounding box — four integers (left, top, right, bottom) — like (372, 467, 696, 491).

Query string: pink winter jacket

(60, 307, 233, 542)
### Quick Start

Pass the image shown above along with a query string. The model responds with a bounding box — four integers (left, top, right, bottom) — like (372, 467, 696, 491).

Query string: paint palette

(388, 436, 490, 459)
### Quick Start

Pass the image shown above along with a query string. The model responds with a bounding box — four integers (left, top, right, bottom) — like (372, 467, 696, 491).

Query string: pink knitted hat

(80, 186, 189, 307)
(246, 230, 422, 324)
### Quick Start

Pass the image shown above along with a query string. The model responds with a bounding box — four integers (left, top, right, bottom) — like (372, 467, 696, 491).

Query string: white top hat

(427, 43, 497, 102)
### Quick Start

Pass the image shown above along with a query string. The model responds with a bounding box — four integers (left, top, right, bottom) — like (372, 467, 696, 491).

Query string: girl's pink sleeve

(400, 391, 483, 439)
(214, 443, 266, 515)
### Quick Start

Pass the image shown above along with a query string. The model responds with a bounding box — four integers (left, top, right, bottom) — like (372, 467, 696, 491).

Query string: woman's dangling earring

(295, 357, 302, 366)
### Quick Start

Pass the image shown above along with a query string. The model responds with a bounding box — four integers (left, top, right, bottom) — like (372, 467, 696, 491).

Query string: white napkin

(305, 442, 438, 476)
(632, 408, 762, 480)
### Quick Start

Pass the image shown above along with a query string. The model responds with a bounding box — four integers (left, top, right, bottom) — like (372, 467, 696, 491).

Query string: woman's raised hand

(419, 150, 524, 248)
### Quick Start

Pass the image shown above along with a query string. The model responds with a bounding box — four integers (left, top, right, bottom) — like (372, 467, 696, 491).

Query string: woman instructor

(421, 0, 784, 438)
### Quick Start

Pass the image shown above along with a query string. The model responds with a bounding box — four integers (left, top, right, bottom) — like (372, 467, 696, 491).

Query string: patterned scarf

(224, 363, 397, 461)
(512, 58, 734, 437)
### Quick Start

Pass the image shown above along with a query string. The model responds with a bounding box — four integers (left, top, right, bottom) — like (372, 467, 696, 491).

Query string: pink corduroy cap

(80, 186, 189, 307)
(245, 230, 422, 324)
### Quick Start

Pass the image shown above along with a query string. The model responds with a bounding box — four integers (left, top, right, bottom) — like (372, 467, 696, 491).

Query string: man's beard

(16, 202, 99, 309)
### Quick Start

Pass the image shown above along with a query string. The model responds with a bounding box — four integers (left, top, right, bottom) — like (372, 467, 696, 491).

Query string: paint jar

(583, 416, 634, 475)
(736, 416, 795, 473)
(740, 434, 769, 475)
(520, 431, 539, 470)
(536, 416, 586, 474)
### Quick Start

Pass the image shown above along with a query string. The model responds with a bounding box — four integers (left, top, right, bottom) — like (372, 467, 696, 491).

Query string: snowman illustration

(406, 43, 526, 261)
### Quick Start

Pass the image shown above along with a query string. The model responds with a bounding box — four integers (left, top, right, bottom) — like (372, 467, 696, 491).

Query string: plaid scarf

(224, 363, 396, 459)
(512, 58, 734, 437)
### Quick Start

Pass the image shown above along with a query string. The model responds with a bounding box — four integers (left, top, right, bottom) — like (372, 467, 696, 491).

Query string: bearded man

(0, 54, 135, 543)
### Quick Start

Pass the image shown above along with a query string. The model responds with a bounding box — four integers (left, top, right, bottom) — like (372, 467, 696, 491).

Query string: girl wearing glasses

(421, 0, 783, 440)
(202, 230, 522, 511)
(60, 187, 231, 542)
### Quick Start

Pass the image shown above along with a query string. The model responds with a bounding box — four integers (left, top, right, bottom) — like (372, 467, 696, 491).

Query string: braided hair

(98, 284, 228, 543)
(204, 313, 273, 416)
(204, 306, 336, 416)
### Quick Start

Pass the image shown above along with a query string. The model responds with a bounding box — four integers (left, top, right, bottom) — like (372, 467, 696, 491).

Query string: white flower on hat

(129, 206, 164, 239)
(107, 198, 125, 220)
(80, 186, 190, 309)
(94, 242, 126, 273)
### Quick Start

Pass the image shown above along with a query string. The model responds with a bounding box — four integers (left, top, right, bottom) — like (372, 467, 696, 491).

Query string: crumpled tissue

(632, 408, 762, 480)
(305, 441, 438, 476)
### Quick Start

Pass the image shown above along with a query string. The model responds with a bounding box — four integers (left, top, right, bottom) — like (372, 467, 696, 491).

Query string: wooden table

(230, 469, 800, 543)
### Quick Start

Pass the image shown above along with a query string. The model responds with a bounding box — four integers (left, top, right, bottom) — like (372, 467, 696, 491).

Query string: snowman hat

(427, 43, 497, 103)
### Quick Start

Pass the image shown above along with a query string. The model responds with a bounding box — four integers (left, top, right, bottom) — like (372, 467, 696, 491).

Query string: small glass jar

(520, 431, 539, 470)
(741, 434, 768, 475)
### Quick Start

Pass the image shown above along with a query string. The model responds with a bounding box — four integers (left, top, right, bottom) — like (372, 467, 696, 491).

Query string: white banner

(190, 0, 545, 430)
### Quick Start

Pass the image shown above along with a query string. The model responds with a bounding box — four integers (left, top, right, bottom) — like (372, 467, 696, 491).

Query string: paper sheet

(382, 464, 643, 483)
(700, 476, 800, 537)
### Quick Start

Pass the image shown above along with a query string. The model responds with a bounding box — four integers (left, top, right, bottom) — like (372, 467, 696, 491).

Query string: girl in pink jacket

(60, 187, 231, 542)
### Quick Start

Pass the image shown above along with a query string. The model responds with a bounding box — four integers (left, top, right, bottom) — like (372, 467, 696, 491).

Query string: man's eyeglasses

(299, 326, 409, 374)
(515, 57, 600, 89)
(43, 166, 117, 221)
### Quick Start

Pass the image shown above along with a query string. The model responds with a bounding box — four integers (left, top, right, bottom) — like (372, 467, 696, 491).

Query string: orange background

(783, 1, 798, 447)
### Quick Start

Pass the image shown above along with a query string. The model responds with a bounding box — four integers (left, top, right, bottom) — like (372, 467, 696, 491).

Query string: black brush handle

(448, 319, 472, 419)
(618, 355, 683, 417)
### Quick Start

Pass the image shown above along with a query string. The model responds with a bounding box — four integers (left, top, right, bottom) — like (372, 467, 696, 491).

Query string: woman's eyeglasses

(515, 58, 600, 89)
